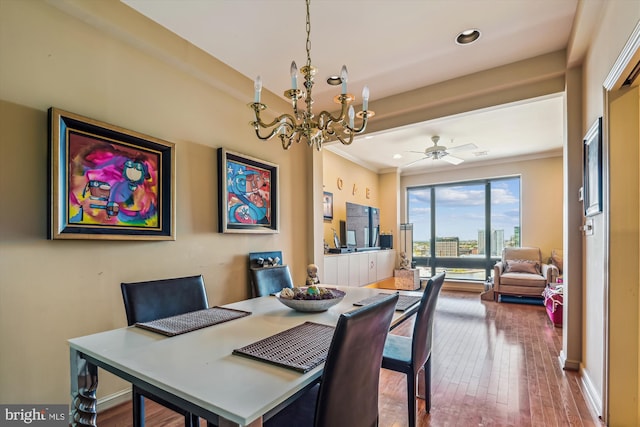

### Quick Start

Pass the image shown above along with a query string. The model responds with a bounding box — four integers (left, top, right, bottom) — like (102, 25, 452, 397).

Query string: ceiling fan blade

(442, 155, 464, 165)
(447, 143, 477, 152)
(407, 150, 426, 154)
(402, 157, 428, 167)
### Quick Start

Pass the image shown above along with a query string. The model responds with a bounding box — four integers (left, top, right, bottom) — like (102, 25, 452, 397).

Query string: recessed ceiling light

(327, 75, 342, 85)
(456, 28, 481, 45)
(393, 154, 402, 159)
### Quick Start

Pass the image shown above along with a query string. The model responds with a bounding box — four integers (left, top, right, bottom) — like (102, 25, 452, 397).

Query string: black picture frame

(48, 108, 176, 240)
(323, 191, 333, 220)
(217, 148, 279, 233)
(583, 117, 603, 217)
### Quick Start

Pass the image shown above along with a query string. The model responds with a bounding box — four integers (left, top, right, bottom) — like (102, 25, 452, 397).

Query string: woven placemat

(353, 293, 422, 311)
(135, 307, 251, 336)
(233, 322, 335, 373)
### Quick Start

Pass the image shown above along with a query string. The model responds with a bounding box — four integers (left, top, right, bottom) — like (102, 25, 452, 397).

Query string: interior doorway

(602, 31, 639, 426)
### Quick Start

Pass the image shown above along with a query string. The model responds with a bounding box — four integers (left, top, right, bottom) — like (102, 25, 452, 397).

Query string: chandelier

(249, 0, 374, 151)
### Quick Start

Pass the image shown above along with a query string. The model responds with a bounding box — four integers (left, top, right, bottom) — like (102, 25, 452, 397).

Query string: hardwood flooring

(97, 290, 603, 427)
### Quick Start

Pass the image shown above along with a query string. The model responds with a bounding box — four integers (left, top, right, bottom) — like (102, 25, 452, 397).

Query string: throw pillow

(505, 259, 541, 275)
(551, 248, 563, 274)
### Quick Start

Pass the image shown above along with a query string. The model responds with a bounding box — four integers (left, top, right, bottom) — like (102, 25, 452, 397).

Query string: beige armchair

(493, 247, 558, 302)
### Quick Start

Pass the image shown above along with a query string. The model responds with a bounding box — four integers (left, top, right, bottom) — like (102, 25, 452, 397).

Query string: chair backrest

(411, 271, 446, 374)
(121, 275, 209, 325)
(314, 293, 399, 427)
(502, 246, 542, 263)
(249, 265, 294, 297)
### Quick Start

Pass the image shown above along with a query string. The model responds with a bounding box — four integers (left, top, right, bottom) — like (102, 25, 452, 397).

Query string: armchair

(493, 247, 558, 302)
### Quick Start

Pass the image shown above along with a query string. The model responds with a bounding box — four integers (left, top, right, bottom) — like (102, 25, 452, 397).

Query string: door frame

(601, 21, 640, 425)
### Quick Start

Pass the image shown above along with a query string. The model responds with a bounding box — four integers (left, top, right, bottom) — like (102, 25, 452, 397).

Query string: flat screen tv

(342, 202, 380, 250)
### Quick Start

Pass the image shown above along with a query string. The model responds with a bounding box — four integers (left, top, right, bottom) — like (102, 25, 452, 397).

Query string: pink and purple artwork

(67, 132, 161, 228)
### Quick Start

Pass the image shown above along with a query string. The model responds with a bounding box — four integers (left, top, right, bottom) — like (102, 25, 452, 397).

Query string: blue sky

(407, 178, 520, 241)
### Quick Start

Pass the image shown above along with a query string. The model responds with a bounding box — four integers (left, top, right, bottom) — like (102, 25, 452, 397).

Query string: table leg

(70, 348, 98, 427)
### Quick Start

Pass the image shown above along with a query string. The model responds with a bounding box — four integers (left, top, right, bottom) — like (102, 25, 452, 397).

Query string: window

(407, 177, 521, 281)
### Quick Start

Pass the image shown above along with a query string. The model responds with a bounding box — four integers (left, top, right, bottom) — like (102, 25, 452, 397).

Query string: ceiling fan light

(456, 28, 481, 45)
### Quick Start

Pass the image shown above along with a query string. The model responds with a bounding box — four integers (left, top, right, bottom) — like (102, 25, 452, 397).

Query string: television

(342, 202, 381, 251)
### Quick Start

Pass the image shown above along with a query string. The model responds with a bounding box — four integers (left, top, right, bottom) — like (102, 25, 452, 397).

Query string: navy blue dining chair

(249, 265, 294, 297)
(264, 292, 399, 427)
(120, 275, 212, 427)
(381, 271, 446, 427)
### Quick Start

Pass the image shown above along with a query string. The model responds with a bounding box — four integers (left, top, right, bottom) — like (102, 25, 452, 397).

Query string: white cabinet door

(376, 250, 396, 281)
(336, 255, 350, 286)
(347, 253, 365, 287)
(357, 253, 369, 286)
(323, 256, 338, 285)
(368, 252, 377, 284)
(347, 253, 360, 286)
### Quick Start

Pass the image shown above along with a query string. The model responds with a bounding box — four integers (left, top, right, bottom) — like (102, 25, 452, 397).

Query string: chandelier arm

(278, 134, 293, 150)
(251, 125, 279, 141)
(316, 99, 351, 124)
(334, 131, 355, 146)
(250, 103, 288, 129)
(348, 117, 369, 134)
(251, 108, 298, 142)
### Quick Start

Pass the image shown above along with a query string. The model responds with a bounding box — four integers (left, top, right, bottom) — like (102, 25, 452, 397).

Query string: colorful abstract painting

(49, 108, 175, 240)
(218, 148, 278, 233)
(67, 131, 161, 227)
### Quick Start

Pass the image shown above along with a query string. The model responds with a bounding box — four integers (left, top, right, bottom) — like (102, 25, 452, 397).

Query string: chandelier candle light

(249, 0, 374, 151)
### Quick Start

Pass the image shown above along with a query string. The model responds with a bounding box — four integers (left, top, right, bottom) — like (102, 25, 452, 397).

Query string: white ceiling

(121, 0, 580, 173)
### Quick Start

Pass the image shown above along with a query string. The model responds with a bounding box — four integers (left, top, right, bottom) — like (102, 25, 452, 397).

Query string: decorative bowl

(275, 287, 346, 312)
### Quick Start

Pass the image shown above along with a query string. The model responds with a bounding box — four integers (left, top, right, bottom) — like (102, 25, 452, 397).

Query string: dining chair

(381, 271, 446, 427)
(249, 265, 294, 297)
(264, 292, 399, 427)
(120, 275, 212, 427)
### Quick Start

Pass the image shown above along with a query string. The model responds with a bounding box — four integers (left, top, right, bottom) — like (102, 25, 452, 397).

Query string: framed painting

(323, 191, 333, 220)
(583, 117, 603, 217)
(217, 148, 278, 233)
(48, 108, 176, 240)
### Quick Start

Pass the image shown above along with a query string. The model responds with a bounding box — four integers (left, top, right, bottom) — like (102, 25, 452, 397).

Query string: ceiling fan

(405, 136, 477, 167)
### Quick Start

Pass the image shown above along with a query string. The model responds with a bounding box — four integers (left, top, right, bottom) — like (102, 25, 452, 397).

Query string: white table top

(69, 286, 420, 426)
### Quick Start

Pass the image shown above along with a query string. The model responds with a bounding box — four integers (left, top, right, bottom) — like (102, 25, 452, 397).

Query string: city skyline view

(407, 178, 521, 244)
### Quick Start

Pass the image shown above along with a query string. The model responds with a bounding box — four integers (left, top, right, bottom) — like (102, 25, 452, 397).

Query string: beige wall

(0, 0, 310, 404)
(579, 0, 640, 423)
(322, 150, 382, 247)
(401, 156, 564, 260)
(378, 171, 402, 248)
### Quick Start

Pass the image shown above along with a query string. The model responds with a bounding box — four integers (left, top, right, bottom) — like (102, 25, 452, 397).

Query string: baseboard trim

(559, 350, 580, 371)
(580, 366, 603, 420)
(97, 388, 131, 412)
(442, 282, 483, 293)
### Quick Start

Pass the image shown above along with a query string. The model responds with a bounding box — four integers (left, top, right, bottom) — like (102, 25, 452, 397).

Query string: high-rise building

(492, 229, 504, 256)
(479, 229, 505, 255)
(477, 230, 486, 255)
(436, 237, 459, 256)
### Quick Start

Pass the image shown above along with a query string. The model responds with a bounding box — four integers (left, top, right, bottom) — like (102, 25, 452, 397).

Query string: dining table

(68, 285, 423, 427)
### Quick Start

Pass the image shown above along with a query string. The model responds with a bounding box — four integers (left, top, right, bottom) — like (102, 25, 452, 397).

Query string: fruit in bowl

(276, 286, 345, 312)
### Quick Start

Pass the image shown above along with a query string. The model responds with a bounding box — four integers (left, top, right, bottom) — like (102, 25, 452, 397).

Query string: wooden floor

(97, 290, 603, 427)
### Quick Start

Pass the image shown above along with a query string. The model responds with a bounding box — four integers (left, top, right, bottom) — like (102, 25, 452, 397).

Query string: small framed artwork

(323, 191, 333, 220)
(218, 148, 278, 233)
(583, 117, 603, 217)
(48, 108, 176, 240)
